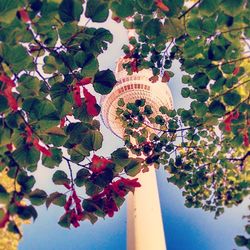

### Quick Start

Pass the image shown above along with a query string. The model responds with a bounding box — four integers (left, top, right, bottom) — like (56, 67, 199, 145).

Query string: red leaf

(111, 178, 141, 197)
(92, 188, 109, 200)
(223, 111, 239, 132)
(3, 89, 18, 111)
(83, 88, 99, 116)
(91, 155, 112, 173)
(0, 74, 15, 87)
(112, 15, 121, 23)
(243, 132, 249, 147)
(106, 198, 118, 217)
(149, 75, 159, 83)
(0, 212, 9, 228)
(19, 8, 31, 23)
(70, 210, 80, 228)
(162, 71, 170, 82)
(6, 143, 13, 151)
(60, 117, 66, 128)
(25, 125, 33, 143)
(130, 59, 138, 73)
(33, 138, 52, 157)
(155, 0, 169, 12)
(0, 74, 18, 111)
(76, 202, 83, 215)
(72, 190, 81, 204)
(64, 196, 73, 212)
(233, 66, 240, 76)
(63, 183, 71, 190)
(77, 77, 92, 86)
(73, 85, 82, 107)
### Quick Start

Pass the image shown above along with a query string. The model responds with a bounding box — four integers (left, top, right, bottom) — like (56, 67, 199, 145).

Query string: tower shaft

(127, 168, 166, 250)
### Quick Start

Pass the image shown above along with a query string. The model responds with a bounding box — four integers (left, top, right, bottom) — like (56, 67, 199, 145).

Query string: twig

(220, 26, 250, 34)
(178, 0, 201, 19)
(227, 151, 250, 168)
(62, 156, 90, 170)
(211, 79, 250, 101)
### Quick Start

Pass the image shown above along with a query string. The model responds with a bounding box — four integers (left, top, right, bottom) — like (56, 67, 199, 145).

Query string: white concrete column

(127, 167, 167, 250)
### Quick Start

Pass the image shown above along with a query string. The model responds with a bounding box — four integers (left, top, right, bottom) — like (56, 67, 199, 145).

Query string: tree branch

(178, 0, 201, 19)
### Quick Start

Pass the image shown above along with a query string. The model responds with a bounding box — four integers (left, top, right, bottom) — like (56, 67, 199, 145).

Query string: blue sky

(19, 16, 249, 250)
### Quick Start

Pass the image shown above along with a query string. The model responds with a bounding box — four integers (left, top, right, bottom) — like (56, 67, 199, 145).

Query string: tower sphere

(100, 58, 174, 138)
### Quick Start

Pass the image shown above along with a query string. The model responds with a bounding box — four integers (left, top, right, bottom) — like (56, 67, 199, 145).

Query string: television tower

(100, 26, 173, 250)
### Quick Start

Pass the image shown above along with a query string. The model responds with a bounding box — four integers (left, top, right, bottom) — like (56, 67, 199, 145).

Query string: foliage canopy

(0, 0, 249, 248)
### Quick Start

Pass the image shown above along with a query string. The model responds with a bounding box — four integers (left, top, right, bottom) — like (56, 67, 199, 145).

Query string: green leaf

(82, 199, 98, 212)
(208, 44, 226, 61)
(163, 0, 184, 17)
(7, 221, 21, 235)
(82, 130, 103, 151)
(220, 0, 244, 16)
(58, 213, 71, 228)
(0, 95, 8, 112)
(0, 0, 19, 24)
(13, 145, 40, 167)
(94, 28, 113, 43)
(206, 66, 222, 80)
(187, 18, 202, 37)
(163, 18, 185, 38)
(245, 225, 250, 234)
(81, 56, 99, 77)
(192, 102, 208, 117)
(43, 56, 56, 74)
(58, 22, 78, 42)
(46, 127, 68, 147)
(66, 122, 89, 145)
(111, 148, 130, 167)
(182, 75, 192, 84)
(85, 180, 102, 196)
(17, 205, 37, 221)
(17, 74, 41, 97)
(52, 170, 70, 185)
(211, 77, 225, 92)
(234, 235, 248, 246)
(181, 88, 190, 98)
(0, 184, 10, 204)
(202, 18, 217, 36)
(59, 0, 83, 22)
(42, 148, 62, 168)
(209, 100, 226, 117)
(17, 172, 36, 192)
(223, 91, 241, 106)
(85, 0, 109, 22)
(28, 188, 47, 206)
(74, 169, 90, 187)
(143, 19, 161, 38)
(159, 106, 169, 114)
(221, 64, 235, 74)
(94, 169, 113, 188)
(93, 69, 117, 94)
(199, 0, 220, 16)
(74, 51, 87, 68)
(0, 126, 11, 147)
(3, 44, 33, 73)
(118, 98, 125, 107)
(125, 158, 143, 177)
(136, 0, 154, 11)
(68, 144, 90, 163)
(50, 82, 73, 117)
(46, 192, 67, 208)
(22, 97, 60, 130)
(111, 0, 135, 18)
(192, 73, 209, 89)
